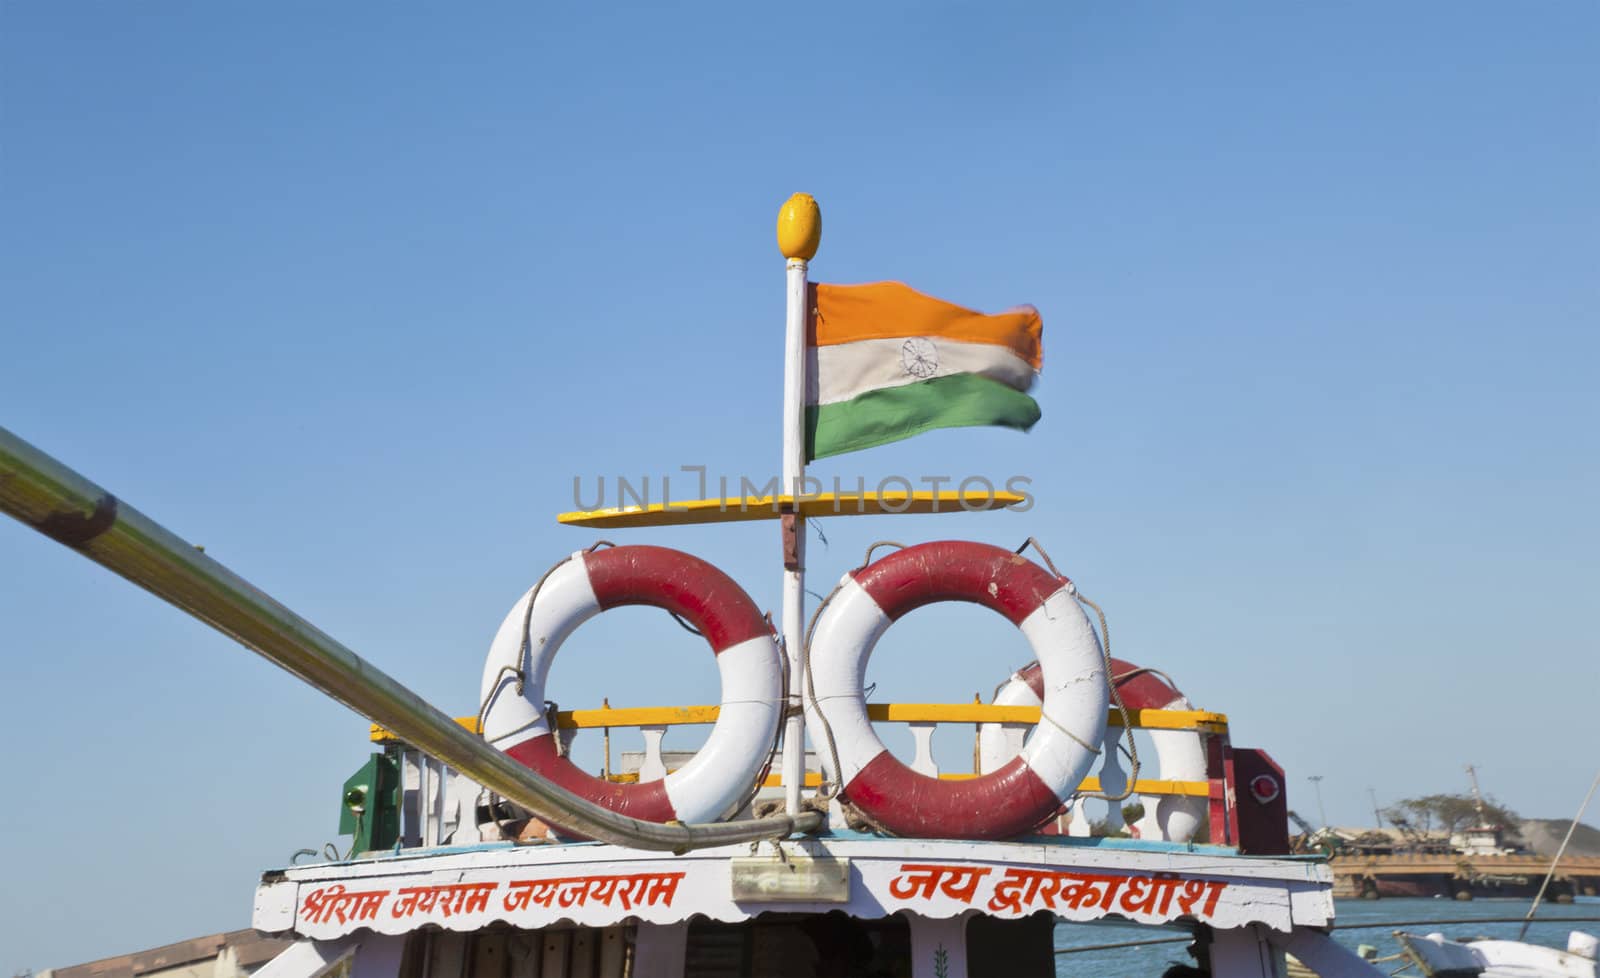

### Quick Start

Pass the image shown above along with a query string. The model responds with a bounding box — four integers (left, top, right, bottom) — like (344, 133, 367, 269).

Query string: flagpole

(777, 194, 821, 820)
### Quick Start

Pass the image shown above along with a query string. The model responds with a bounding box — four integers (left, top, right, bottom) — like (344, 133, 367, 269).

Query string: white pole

(776, 194, 821, 820)
(780, 255, 808, 818)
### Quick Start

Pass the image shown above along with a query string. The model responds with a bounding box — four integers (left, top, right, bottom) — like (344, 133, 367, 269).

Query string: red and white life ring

(978, 658, 1208, 842)
(479, 545, 783, 827)
(805, 541, 1108, 840)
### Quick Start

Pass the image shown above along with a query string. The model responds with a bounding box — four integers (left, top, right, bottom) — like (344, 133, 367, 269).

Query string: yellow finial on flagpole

(776, 193, 822, 261)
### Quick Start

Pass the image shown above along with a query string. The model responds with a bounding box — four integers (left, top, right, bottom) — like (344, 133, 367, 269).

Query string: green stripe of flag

(805, 373, 1041, 460)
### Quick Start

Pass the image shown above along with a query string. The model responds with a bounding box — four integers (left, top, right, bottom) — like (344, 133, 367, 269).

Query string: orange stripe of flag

(808, 281, 1043, 370)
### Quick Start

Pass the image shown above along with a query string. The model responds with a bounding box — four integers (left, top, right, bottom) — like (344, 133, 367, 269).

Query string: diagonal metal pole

(0, 425, 820, 851)
(1519, 769, 1600, 940)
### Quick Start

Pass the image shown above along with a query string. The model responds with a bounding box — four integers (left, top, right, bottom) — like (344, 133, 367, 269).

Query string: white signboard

(256, 838, 1332, 940)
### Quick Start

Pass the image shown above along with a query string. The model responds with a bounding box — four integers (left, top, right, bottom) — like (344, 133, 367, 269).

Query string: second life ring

(479, 545, 784, 828)
(978, 658, 1208, 842)
(805, 541, 1108, 840)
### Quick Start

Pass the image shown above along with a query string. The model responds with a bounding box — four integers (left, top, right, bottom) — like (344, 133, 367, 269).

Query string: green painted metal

(339, 753, 400, 853)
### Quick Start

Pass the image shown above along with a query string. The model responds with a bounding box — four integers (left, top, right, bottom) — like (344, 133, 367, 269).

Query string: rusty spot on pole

(35, 494, 118, 548)
(781, 513, 800, 570)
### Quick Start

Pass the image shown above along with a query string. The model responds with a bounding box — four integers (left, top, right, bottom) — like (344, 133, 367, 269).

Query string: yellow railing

(599, 770, 1212, 797)
(370, 703, 1228, 743)
(369, 703, 1225, 800)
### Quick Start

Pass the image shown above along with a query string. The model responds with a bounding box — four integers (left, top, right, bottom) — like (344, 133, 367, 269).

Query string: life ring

(978, 658, 1207, 842)
(479, 545, 783, 827)
(805, 541, 1107, 840)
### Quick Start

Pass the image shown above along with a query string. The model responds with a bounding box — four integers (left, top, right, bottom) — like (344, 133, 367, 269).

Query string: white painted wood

(399, 749, 423, 847)
(270, 835, 1334, 886)
(395, 759, 479, 848)
(417, 755, 433, 848)
(263, 835, 1333, 939)
(440, 766, 463, 844)
(638, 726, 668, 783)
(1269, 928, 1387, 977)
(978, 724, 1027, 775)
(1067, 801, 1091, 837)
(1138, 702, 1207, 843)
(432, 758, 450, 848)
(908, 722, 939, 776)
(1098, 734, 1128, 835)
(1290, 885, 1334, 928)
(252, 939, 358, 978)
(977, 672, 1041, 774)
(829, 790, 849, 828)
(424, 757, 444, 848)
(447, 771, 480, 845)
(253, 872, 298, 932)
(249, 941, 343, 978)
(633, 921, 688, 978)
(908, 913, 969, 978)
(780, 256, 810, 819)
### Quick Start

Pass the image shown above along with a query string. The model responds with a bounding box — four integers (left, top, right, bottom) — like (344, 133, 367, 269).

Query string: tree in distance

(1383, 793, 1521, 842)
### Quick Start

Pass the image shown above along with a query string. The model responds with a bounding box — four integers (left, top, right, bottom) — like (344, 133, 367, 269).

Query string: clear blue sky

(3, 2, 1596, 970)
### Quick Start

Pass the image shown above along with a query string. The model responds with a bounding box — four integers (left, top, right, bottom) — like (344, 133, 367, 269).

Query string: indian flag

(806, 281, 1043, 460)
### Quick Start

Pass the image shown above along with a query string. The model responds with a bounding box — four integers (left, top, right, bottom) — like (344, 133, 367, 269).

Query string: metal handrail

(0, 426, 821, 851)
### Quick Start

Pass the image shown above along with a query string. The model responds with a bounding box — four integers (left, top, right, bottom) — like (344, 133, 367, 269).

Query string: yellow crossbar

(862, 703, 1229, 731)
(1079, 777, 1212, 798)
(370, 703, 1228, 742)
(604, 770, 1209, 797)
(558, 490, 1027, 528)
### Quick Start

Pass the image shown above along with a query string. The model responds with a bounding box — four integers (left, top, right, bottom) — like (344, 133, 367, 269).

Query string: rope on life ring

(479, 545, 784, 832)
(979, 659, 1208, 843)
(805, 540, 1108, 840)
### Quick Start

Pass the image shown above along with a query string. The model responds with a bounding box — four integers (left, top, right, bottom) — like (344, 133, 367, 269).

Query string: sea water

(1050, 898, 1600, 976)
